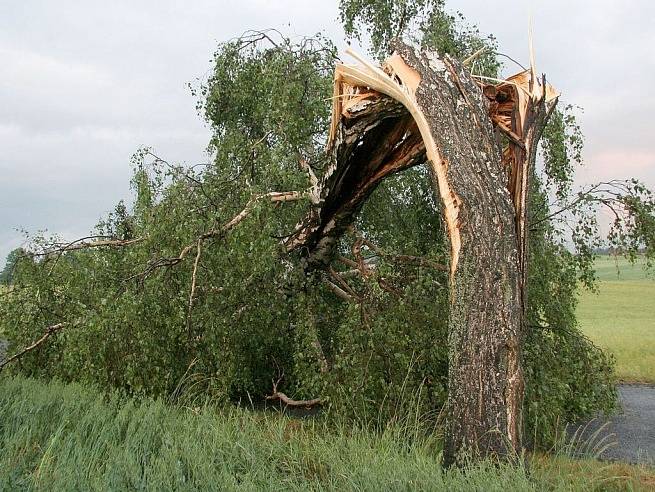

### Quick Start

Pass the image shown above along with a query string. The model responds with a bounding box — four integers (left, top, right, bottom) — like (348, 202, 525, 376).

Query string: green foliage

(292, 264, 450, 425)
(196, 30, 336, 190)
(310, 167, 451, 422)
(339, 0, 499, 75)
(523, 174, 617, 447)
(4, 375, 652, 491)
(340, 0, 440, 56)
(0, 152, 292, 400)
(541, 105, 584, 202)
(524, 325, 617, 448)
(0, 33, 450, 422)
(0, 248, 25, 285)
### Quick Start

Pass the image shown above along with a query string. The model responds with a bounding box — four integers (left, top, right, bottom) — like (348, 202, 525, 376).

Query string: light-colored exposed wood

(331, 49, 462, 277)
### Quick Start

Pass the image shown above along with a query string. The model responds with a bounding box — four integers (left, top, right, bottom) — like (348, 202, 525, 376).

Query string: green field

(577, 255, 655, 383)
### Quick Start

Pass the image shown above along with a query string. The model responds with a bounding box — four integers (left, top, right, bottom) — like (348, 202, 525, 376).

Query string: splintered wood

(480, 69, 558, 231)
(478, 60, 558, 301)
(286, 46, 558, 277)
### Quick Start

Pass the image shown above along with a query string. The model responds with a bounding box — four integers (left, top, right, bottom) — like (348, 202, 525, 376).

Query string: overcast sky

(1, 0, 654, 263)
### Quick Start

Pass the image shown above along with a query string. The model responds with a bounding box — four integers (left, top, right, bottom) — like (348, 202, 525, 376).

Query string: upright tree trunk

(286, 42, 557, 466)
(386, 46, 524, 466)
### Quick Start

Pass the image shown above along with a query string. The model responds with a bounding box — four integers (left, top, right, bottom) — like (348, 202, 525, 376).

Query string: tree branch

(529, 180, 646, 228)
(34, 236, 144, 257)
(127, 191, 306, 282)
(0, 323, 67, 372)
(186, 239, 203, 340)
(325, 280, 357, 303)
(266, 379, 323, 408)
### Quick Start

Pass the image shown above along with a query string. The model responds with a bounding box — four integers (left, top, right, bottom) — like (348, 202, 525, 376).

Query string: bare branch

(266, 379, 323, 408)
(337, 255, 358, 269)
(0, 323, 67, 372)
(325, 280, 357, 303)
(530, 180, 644, 228)
(299, 158, 320, 204)
(34, 236, 144, 257)
(186, 239, 203, 339)
(329, 267, 361, 300)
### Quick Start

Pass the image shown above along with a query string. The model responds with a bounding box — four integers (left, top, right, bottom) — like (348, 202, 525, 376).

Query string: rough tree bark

(286, 42, 557, 466)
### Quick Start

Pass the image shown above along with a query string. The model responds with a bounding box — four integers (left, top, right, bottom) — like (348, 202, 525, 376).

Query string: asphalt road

(571, 384, 655, 465)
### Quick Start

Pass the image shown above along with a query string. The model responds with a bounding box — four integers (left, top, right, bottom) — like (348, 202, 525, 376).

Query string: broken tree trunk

(286, 41, 557, 466)
(381, 45, 524, 466)
(285, 94, 426, 270)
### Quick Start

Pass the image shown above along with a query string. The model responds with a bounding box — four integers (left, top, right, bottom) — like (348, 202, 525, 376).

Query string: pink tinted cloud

(574, 149, 655, 237)
(576, 149, 655, 188)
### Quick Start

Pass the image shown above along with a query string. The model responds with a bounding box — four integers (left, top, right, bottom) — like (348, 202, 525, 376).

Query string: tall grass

(1, 375, 653, 490)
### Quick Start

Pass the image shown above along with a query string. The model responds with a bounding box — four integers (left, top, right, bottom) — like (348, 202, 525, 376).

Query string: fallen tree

(1, 43, 554, 463)
(2, 19, 650, 469)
